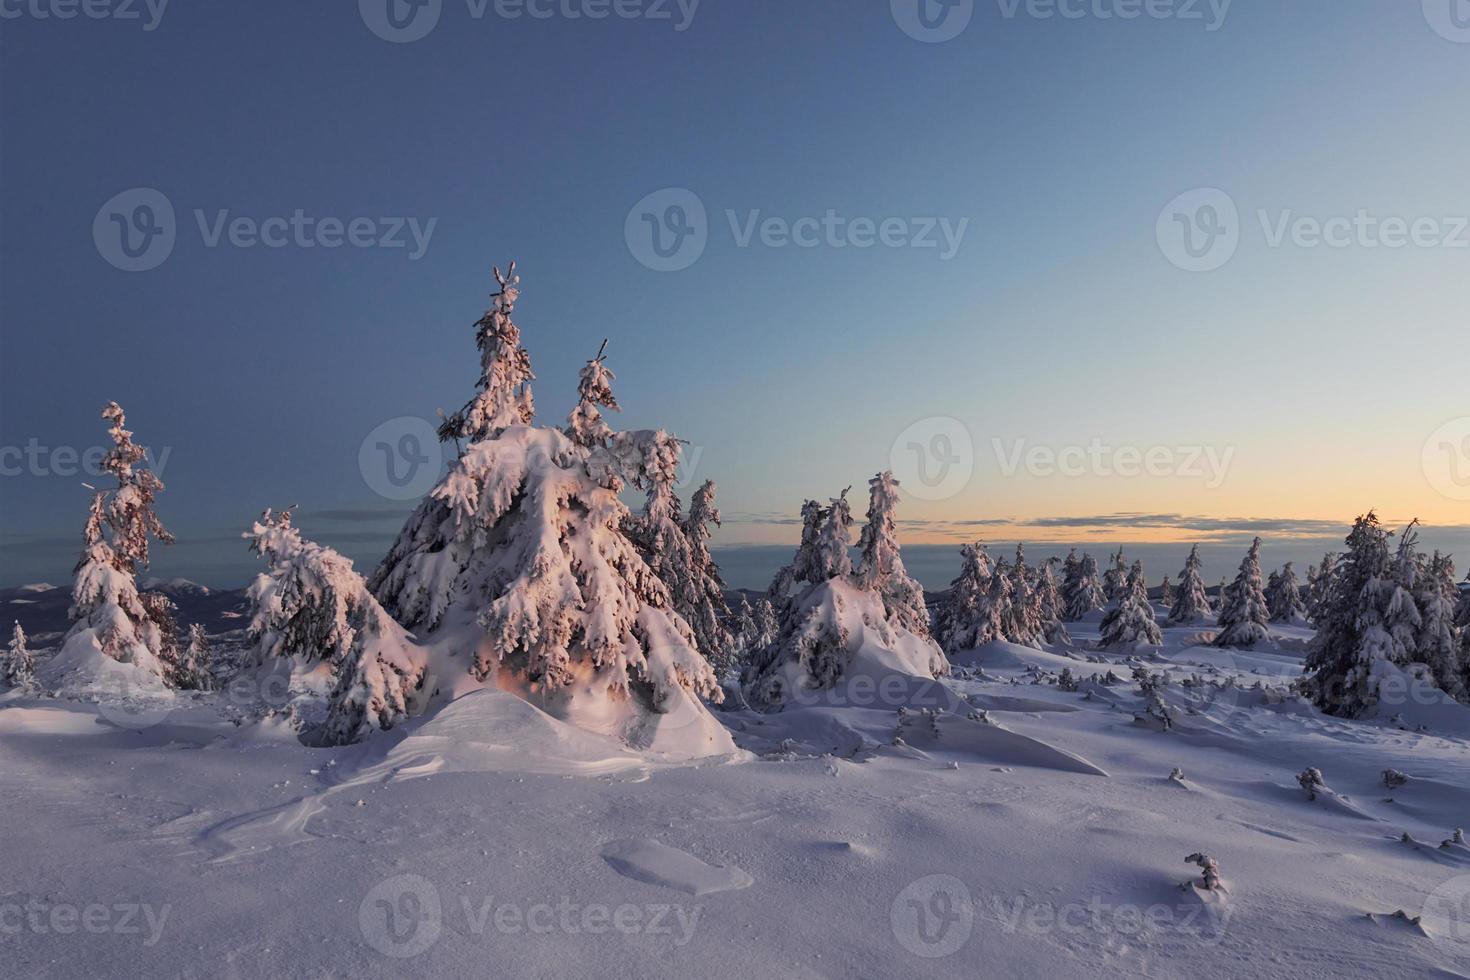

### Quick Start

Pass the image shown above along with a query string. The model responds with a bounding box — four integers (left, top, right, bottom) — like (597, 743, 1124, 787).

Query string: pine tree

(1158, 575, 1175, 609)
(1416, 551, 1464, 699)
(935, 543, 999, 653)
(1062, 551, 1106, 621)
(1000, 545, 1043, 648)
(1384, 522, 1424, 661)
(370, 270, 727, 748)
(65, 402, 178, 679)
(988, 557, 1017, 644)
(767, 499, 828, 604)
(855, 471, 931, 637)
(438, 263, 534, 445)
(1035, 559, 1071, 646)
(1306, 553, 1337, 625)
(1099, 561, 1162, 649)
(1214, 538, 1272, 649)
(1304, 513, 1407, 716)
(815, 488, 854, 581)
(1168, 544, 1212, 625)
(750, 596, 779, 652)
(1265, 562, 1307, 623)
(1215, 577, 1229, 615)
(4, 621, 34, 689)
(1103, 549, 1129, 603)
(173, 623, 214, 691)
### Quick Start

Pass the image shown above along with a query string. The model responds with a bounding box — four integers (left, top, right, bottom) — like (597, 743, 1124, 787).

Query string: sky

(3, 0, 1470, 588)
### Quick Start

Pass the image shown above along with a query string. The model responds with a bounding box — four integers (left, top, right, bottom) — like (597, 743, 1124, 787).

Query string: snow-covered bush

(1168, 545, 1213, 625)
(1185, 853, 1222, 891)
(1298, 767, 1325, 800)
(4, 621, 34, 689)
(1382, 769, 1408, 789)
(1100, 561, 1162, 650)
(1214, 538, 1272, 649)
(245, 508, 431, 743)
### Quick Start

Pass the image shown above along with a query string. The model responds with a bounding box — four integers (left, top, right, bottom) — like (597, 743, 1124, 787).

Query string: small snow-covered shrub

(1298, 767, 1326, 800)
(1185, 852, 1222, 891)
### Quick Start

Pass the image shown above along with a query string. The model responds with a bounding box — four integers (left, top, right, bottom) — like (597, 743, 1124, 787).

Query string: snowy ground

(4, 613, 1470, 978)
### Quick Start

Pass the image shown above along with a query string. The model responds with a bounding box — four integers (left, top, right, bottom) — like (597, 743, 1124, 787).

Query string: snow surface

(5, 616, 1470, 978)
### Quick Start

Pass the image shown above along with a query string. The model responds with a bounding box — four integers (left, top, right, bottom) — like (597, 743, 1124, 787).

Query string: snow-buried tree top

(369, 265, 730, 755)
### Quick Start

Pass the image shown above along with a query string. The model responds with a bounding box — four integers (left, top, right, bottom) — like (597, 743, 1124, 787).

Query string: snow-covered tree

(855, 471, 931, 637)
(1416, 551, 1464, 699)
(999, 545, 1043, 648)
(1061, 551, 1106, 621)
(246, 509, 430, 742)
(1168, 544, 1212, 625)
(64, 402, 178, 679)
(1265, 562, 1307, 624)
(370, 269, 728, 750)
(1158, 575, 1175, 609)
(1034, 559, 1071, 646)
(1306, 553, 1337, 625)
(172, 623, 214, 691)
(4, 621, 33, 689)
(1215, 576, 1228, 614)
(1103, 549, 1129, 603)
(1099, 561, 1162, 649)
(1384, 522, 1424, 660)
(1214, 538, 1272, 649)
(437, 262, 534, 445)
(1304, 513, 1409, 716)
(935, 542, 999, 653)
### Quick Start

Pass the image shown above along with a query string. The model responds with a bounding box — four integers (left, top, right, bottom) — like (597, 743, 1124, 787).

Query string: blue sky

(3, 1, 1470, 587)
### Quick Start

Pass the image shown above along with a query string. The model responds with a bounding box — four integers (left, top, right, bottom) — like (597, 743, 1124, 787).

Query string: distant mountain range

(2, 581, 251, 642)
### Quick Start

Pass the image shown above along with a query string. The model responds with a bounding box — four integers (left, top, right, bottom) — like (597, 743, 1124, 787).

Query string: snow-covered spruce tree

(1303, 513, 1410, 717)
(1457, 571, 1470, 629)
(745, 488, 946, 707)
(748, 595, 780, 655)
(1266, 562, 1308, 624)
(1103, 549, 1129, 603)
(63, 402, 178, 679)
(370, 277, 728, 750)
(246, 508, 429, 743)
(173, 623, 214, 691)
(1062, 551, 1106, 621)
(1214, 538, 1272, 649)
(999, 545, 1043, 648)
(1035, 559, 1071, 646)
(935, 542, 1000, 653)
(1306, 553, 1337, 625)
(988, 557, 1017, 641)
(1099, 561, 1162, 650)
(437, 262, 534, 445)
(1384, 522, 1424, 661)
(1158, 575, 1175, 609)
(1416, 551, 1464, 699)
(626, 441, 732, 678)
(1168, 544, 1212, 625)
(855, 471, 931, 638)
(4, 621, 34, 689)
(1215, 576, 1229, 614)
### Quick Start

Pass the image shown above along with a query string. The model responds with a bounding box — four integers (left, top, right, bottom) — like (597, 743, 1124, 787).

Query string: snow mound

(600, 838, 753, 896)
(39, 628, 173, 703)
(904, 713, 1109, 777)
